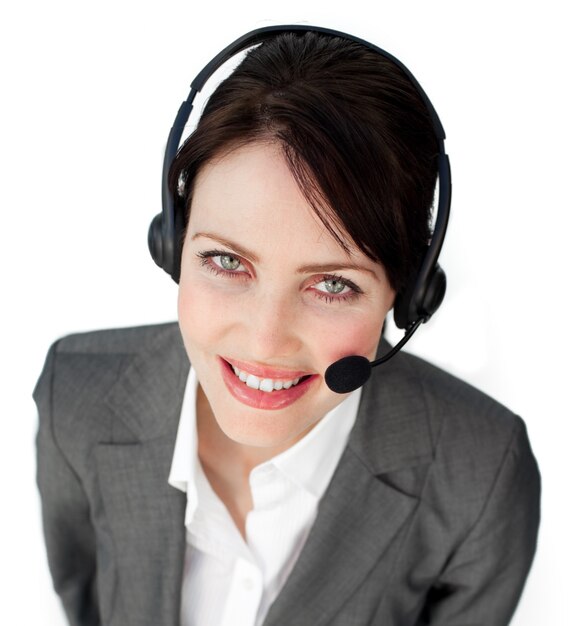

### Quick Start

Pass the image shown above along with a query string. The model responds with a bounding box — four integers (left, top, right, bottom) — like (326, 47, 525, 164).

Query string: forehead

(189, 142, 354, 258)
(192, 142, 311, 220)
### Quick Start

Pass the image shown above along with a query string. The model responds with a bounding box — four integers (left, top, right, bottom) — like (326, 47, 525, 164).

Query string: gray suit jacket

(35, 323, 540, 626)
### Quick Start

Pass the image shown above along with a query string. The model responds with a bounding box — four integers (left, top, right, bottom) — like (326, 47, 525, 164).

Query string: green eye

(323, 279, 346, 294)
(220, 255, 240, 270)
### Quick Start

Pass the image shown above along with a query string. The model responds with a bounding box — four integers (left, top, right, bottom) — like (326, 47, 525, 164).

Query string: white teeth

(230, 364, 304, 393)
(246, 374, 260, 390)
(259, 378, 275, 393)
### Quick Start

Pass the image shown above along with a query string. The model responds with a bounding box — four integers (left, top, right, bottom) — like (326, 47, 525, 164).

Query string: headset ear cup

(171, 207, 185, 284)
(421, 265, 446, 321)
(393, 264, 446, 329)
(393, 287, 411, 329)
(148, 204, 185, 283)
(148, 211, 180, 282)
(148, 213, 166, 270)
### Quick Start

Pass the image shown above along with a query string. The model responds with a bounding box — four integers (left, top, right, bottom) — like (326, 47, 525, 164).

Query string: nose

(239, 287, 303, 362)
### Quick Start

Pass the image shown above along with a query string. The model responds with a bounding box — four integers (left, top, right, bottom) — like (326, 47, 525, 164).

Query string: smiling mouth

(225, 360, 311, 393)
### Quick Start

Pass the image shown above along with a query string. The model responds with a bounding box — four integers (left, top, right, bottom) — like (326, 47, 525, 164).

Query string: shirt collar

(168, 367, 200, 514)
(260, 387, 360, 499)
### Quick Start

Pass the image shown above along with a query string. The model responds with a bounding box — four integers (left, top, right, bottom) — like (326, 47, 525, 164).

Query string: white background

(1, 0, 573, 623)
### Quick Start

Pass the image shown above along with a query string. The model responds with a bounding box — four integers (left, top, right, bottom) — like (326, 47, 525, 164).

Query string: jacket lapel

(96, 324, 190, 626)
(264, 349, 434, 626)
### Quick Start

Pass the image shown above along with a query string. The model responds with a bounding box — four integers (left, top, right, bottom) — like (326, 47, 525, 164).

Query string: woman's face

(178, 142, 395, 454)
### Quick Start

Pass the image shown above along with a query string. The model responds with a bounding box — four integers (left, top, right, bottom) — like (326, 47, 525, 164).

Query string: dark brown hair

(168, 31, 438, 293)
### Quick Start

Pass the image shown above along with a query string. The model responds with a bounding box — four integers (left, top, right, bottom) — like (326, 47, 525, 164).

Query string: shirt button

(243, 577, 255, 591)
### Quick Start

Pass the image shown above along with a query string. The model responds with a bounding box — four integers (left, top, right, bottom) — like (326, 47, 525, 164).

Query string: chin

(212, 397, 321, 450)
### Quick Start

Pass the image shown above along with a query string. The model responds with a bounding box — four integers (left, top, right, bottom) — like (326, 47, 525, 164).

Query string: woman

(35, 26, 540, 626)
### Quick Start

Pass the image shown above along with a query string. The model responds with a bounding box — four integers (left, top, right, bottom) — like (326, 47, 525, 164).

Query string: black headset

(148, 24, 451, 333)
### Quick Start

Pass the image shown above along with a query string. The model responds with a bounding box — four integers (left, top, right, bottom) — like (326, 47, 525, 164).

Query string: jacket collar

(349, 343, 434, 474)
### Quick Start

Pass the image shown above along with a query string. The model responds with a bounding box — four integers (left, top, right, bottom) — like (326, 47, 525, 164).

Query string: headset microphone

(324, 319, 423, 394)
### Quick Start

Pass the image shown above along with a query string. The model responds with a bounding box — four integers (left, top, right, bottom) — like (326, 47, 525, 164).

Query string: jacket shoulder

(400, 349, 515, 424)
(356, 345, 533, 480)
(34, 322, 181, 411)
(33, 322, 184, 431)
(53, 321, 180, 355)
(400, 350, 527, 468)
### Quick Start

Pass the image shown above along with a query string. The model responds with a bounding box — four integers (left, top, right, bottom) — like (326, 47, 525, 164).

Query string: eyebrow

(192, 232, 259, 263)
(192, 231, 377, 278)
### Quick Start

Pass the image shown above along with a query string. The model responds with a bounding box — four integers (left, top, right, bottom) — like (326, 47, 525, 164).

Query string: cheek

(317, 280, 393, 366)
(315, 313, 384, 366)
(177, 280, 225, 352)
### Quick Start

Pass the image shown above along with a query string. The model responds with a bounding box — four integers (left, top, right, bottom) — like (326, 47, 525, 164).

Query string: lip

(218, 356, 318, 410)
(224, 356, 310, 380)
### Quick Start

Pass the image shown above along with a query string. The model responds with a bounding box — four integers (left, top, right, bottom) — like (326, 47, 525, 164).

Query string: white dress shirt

(168, 366, 361, 626)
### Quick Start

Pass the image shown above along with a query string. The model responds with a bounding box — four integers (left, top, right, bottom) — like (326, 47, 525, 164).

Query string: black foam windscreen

(325, 356, 372, 394)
